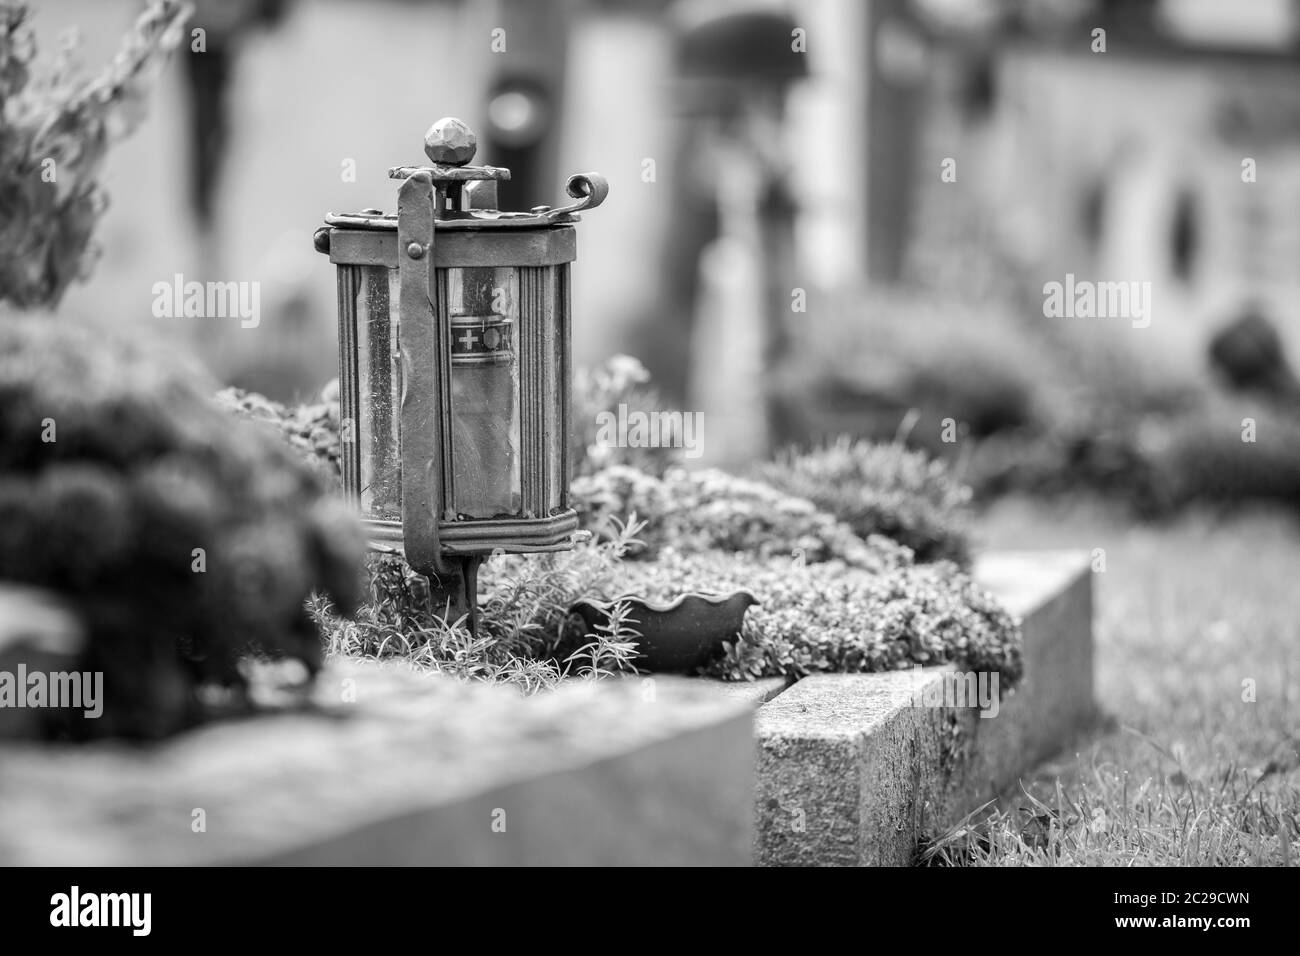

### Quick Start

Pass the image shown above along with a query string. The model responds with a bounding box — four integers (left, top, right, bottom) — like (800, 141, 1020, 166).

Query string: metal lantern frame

(314, 118, 607, 624)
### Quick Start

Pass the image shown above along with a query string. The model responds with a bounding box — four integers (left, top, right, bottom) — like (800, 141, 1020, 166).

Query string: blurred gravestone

(626, 3, 807, 467)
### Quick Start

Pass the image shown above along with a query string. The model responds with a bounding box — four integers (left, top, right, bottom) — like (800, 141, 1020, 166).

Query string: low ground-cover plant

(314, 520, 1021, 691)
(607, 548, 1021, 684)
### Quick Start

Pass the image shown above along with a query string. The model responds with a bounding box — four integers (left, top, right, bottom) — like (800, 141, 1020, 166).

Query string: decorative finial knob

(424, 117, 477, 166)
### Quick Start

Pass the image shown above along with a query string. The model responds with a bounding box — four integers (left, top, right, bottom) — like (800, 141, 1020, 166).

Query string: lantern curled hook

(539, 172, 609, 223)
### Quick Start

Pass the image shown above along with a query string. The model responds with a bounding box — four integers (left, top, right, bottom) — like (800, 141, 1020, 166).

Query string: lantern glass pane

(356, 265, 402, 519)
(448, 266, 522, 518)
(547, 268, 564, 513)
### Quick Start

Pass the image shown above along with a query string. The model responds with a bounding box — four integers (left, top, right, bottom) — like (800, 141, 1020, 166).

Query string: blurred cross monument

(630, 2, 808, 468)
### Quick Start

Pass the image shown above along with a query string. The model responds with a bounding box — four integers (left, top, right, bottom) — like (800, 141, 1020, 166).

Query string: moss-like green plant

(756, 438, 973, 565)
(0, 318, 365, 739)
(571, 464, 913, 571)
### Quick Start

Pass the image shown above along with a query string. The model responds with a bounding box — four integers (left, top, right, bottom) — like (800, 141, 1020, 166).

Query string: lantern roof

(386, 116, 511, 185)
(321, 116, 607, 235)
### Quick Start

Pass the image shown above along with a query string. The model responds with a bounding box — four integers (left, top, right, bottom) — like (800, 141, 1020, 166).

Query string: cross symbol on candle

(457, 327, 478, 350)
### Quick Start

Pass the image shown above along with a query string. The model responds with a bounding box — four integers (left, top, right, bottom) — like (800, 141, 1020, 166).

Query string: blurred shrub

(1140, 400, 1300, 513)
(799, 288, 1042, 457)
(0, 319, 364, 740)
(792, 286, 1300, 517)
(756, 438, 973, 565)
(960, 334, 1300, 515)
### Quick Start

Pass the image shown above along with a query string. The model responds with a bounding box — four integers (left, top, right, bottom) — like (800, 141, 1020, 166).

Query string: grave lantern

(313, 117, 607, 630)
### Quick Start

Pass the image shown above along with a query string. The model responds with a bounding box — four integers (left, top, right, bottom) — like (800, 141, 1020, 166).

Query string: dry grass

(923, 497, 1300, 866)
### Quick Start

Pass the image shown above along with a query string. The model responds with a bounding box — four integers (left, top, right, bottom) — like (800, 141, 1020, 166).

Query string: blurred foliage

(0, 0, 188, 309)
(1141, 398, 1300, 512)
(806, 285, 1300, 516)
(961, 337, 1300, 516)
(0, 318, 364, 740)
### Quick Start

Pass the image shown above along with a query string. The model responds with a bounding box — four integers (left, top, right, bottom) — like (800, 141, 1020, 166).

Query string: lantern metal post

(314, 117, 607, 632)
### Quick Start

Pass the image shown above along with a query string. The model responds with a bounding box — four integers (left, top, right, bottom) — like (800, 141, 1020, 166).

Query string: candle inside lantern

(448, 265, 521, 518)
